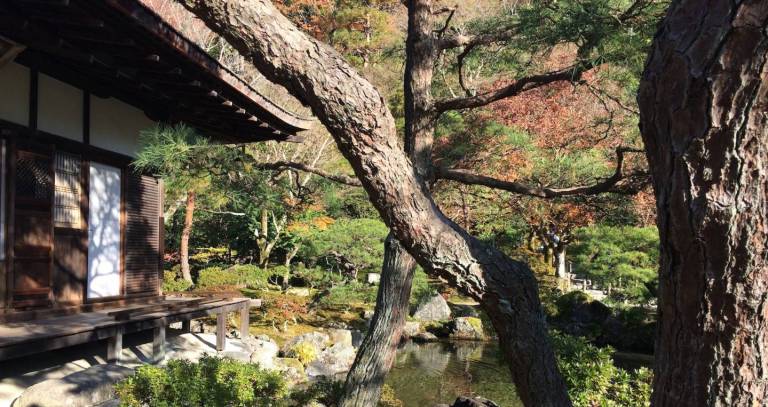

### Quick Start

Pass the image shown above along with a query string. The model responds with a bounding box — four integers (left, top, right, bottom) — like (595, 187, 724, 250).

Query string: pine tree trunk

(638, 2, 768, 405)
(179, 190, 196, 283)
(341, 234, 417, 407)
(179, 2, 571, 405)
(341, 3, 435, 404)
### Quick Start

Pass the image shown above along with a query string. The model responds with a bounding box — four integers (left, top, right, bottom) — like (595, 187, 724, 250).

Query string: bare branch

(435, 147, 648, 197)
(434, 62, 595, 113)
(438, 27, 517, 50)
(254, 160, 362, 187)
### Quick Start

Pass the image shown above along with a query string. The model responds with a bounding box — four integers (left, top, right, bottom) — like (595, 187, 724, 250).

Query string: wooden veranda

(0, 297, 252, 364)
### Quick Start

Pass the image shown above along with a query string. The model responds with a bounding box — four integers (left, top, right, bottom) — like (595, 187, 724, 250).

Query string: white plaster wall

(0, 62, 30, 126)
(87, 162, 122, 299)
(90, 96, 155, 158)
(38, 73, 83, 142)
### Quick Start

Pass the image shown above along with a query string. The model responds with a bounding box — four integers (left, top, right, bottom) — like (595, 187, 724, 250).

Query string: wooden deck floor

(0, 297, 251, 362)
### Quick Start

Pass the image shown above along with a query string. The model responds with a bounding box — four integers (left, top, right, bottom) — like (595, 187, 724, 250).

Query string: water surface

(385, 341, 522, 407)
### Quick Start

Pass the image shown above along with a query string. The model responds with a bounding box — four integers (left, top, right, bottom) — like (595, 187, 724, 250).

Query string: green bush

(555, 290, 594, 319)
(289, 378, 344, 406)
(115, 355, 287, 407)
(570, 226, 659, 304)
(295, 218, 388, 275)
(318, 282, 378, 307)
(552, 332, 652, 407)
(410, 267, 437, 306)
(162, 270, 192, 293)
(196, 265, 276, 290)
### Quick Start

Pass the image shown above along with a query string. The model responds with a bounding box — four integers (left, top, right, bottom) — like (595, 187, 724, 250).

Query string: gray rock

(282, 332, 330, 355)
(12, 364, 134, 407)
(362, 309, 375, 320)
(448, 396, 500, 407)
(403, 321, 422, 339)
(448, 317, 486, 340)
(413, 294, 452, 321)
(327, 329, 353, 348)
(248, 339, 279, 370)
(273, 358, 307, 384)
(412, 331, 439, 343)
(305, 343, 357, 378)
(366, 273, 381, 285)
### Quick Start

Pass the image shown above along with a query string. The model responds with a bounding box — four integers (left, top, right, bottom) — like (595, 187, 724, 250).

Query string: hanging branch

(435, 147, 648, 197)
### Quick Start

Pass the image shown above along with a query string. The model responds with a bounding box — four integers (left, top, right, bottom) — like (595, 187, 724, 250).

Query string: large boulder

(413, 294, 452, 321)
(247, 338, 280, 370)
(12, 364, 134, 407)
(273, 358, 307, 385)
(282, 332, 330, 356)
(448, 317, 486, 341)
(326, 329, 353, 348)
(305, 343, 357, 378)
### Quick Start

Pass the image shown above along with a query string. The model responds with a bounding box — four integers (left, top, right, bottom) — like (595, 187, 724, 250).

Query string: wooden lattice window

(54, 152, 82, 228)
(16, 151, 53, 201)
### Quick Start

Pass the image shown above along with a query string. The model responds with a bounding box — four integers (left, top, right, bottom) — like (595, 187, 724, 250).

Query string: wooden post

(216, 312, 226, 351)
(181, 319, 191, 333)
(107, 331, 123, 364)
(240, 305, 249, 340)
(153, 325, 166, 363)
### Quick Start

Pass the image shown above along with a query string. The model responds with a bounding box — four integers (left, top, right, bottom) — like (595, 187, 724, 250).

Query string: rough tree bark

(179, 190, 196, 283)
(178, 1, 571, 405)
(638, 1, 768, 406)
(341, 235, 416, 406)
(341, 2, 436, 403)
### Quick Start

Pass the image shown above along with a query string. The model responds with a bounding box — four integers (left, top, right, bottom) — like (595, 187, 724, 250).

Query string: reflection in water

(386, 341, 523, 407)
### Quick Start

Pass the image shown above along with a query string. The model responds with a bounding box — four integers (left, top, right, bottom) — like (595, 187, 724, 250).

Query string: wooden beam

(152, 324, 165, 363)
(239, 305, 249, 340)
(181, 319, 191, 333)
(107, 330, 122, 364)
(216, 312, 226, 351)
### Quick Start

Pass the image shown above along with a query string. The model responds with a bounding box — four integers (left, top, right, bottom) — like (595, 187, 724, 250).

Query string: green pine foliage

(295, 218, 388, 274)
(570, 226, 659, 303)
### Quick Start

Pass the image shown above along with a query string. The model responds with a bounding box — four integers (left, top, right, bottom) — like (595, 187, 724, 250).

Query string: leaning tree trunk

(179, 1, 570, 405)
(341, 235, 417, 406)
(341, 3, 437, 404)
(179, 190, 196, 283)
(638, 2, 768, 406)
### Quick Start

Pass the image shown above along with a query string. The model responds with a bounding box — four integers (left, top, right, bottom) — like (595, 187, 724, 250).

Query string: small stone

(448, 317, 486, 341)
(366, 273, 381, 285)
(412, 331, 439, 343)
(249, 298, 263, 308)
(413, 294, 452, 321)
(402, 321, 421, 339)
(281, 332, 330, 355)
(362, 309, 375, 319)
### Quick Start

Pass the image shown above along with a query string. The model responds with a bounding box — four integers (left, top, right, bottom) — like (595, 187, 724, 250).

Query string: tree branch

(435, 147, 648, 197)
(254, 160, 362, 187)
(434, 62, 595, 113)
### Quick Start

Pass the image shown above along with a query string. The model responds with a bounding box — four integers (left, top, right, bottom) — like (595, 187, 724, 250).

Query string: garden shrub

(289, 378, 344, 406)
(162, 270, 192, 293)
(286, 341, 318, 365)
(318, 282, 378, 307)
(555, 290, 594, 319)
(115, 355, 287, 407)
(295, 218, 388, 274)
(196, 265, 277, 290)
(552, 332, 652, 407)
(196, 266, 237, 289)
(409, 267, 437, 306)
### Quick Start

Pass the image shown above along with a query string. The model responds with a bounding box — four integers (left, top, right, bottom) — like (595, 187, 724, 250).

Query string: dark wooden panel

(12, 147, 53, 307)
(124, 172, 159, 296)
(53, 230, 87, 305)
